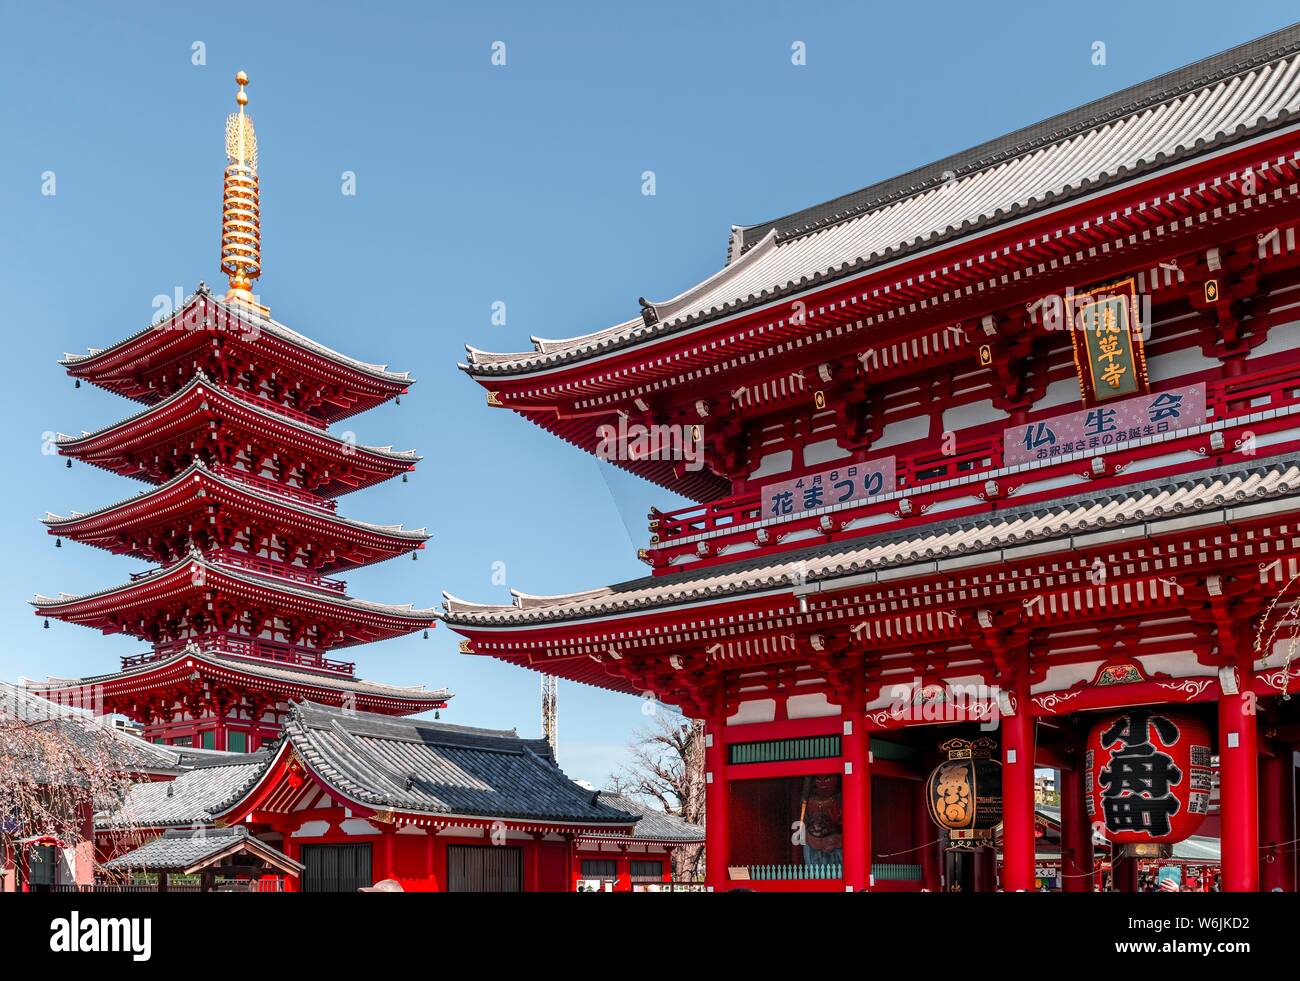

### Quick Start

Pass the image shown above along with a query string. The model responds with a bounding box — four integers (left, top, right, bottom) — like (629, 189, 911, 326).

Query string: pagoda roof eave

(55, 372, 419, 465)
(440, 453, 1300, 632)
(41, 461, 429, 551)
(25, 646, 453, 712)
(33, 552, 439, 643)
(60, 286, 414, 386)
(461, 28, 1300, 381)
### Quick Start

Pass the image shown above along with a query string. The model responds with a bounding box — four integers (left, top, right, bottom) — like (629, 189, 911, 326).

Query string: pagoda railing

(645, 361, 1300, 567)
(208, 548, 347, 594)
(225, 385, 330, 431)
(211, 464, 338, 512)
(122, 634, 355, 676)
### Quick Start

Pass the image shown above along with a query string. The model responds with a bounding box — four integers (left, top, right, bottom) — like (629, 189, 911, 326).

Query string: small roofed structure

(574, 790, 704, 891)
(104, 826, 302, 892)
(211, 700, 642, 891)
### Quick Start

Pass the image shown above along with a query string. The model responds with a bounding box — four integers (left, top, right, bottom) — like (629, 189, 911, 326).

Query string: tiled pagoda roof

(41, 462, 428, 571)
(27, 645, 451, 712)
(464, 24, 1300, 377)
(33, 550, 438, 626)
(62, 285, 412, 384)
(54, 374, 418, 495)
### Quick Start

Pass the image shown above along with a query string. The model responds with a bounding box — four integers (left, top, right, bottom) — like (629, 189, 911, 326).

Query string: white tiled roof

(465, 29, 1300, 376)
(442, 458, 1300, 626)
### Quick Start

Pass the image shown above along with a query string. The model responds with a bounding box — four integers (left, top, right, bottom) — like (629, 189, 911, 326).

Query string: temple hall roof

(464, 24, 1300, 377)
(589, 791, 703, 843)
(99, 753, 269, 830)
(0, 681, 183, 779)
(214, 700, 639, 827)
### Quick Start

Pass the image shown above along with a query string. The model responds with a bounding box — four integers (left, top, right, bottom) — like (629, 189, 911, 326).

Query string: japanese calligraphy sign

(1068, 277, 1151, 405)
(760, 457, 895, 519)
(1085, 710, 1211, 844)
(1003, 383, 1206, 466)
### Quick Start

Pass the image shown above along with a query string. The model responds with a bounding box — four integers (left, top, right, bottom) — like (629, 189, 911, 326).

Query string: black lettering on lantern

(1097, 710, 1182, 838)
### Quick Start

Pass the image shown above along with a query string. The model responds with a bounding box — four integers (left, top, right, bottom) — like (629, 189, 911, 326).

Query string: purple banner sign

(761, 457, 896, 519)
(1003, 384, 1207, 467)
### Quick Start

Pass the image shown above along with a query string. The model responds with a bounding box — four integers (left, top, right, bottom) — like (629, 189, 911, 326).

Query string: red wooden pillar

(914, 779, 941, 890)
(424, 830, 436, 890)
(1113, 853, 1139, 892)
(615, 846, 631, 893)
(841, 672, 872, 892)
(566, 835, 577, 893)
(1059, 761, 1093, 892)
(530, 832, 543, 892)
(1000, 680, 1036, 892)
(380, 825, 397, 881)
(282, 835, 300, 893)
(1260, 746, 1295, 891)
(1219, 687, 1259, 892)
(704, 690, 730, 892)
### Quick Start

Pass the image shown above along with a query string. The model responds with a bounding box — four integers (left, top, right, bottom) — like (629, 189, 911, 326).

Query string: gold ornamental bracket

(220, 70, 268, 315)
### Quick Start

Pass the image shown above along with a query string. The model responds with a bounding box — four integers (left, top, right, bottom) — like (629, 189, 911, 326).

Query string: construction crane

(541, 674, 558, 758)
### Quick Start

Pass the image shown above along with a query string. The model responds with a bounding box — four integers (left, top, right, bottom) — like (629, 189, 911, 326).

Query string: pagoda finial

(220, 70, 267, 313)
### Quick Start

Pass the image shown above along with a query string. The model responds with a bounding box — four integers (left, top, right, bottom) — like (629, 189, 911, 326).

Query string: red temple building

(91, 699, 702, 892)
(443, 26, 1300, 892)
(26, 73, 447, 751)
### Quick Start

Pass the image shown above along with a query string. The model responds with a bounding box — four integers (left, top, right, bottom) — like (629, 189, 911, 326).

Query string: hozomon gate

(26, 73, 447, 749)
(443, 27, 1300, 892)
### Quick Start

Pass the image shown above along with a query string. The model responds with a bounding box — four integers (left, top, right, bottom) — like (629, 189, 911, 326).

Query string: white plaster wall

(786, 692, 840, 719)
(728, 699, 775, 725)
(873, 415, 930, 449)
(803, 438, 851, 467)
(749, 449, 793, 480)
(942, 399, 1006, 432)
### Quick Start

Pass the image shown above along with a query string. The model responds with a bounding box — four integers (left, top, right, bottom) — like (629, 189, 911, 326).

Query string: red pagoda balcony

(644, 361, 1300, 570)
(122, 635, 356, 676)
(210, 464, 338, 512)
(207, 548, 347, 594)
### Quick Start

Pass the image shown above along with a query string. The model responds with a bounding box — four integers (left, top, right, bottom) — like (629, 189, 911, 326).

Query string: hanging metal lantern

(1086, 708, 1211, 846)
(926, 736, 1002, 846)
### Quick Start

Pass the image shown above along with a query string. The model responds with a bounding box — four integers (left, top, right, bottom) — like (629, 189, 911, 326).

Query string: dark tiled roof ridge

(735, 22, 1300, 256)
(293, 698, 522, 744)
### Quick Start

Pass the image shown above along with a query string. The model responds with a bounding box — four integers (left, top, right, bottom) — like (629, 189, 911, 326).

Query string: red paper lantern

(1086, 709, 1211, 844)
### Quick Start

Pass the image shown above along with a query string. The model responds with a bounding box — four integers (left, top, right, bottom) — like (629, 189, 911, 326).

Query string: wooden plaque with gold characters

(1068, 277, 1151, 406)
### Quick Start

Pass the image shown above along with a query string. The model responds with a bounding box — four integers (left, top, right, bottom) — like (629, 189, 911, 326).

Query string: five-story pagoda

(27, 73, 448, 750)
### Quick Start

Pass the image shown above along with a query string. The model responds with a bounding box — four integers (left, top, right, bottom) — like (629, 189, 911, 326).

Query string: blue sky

(0, 0, 1295, 787)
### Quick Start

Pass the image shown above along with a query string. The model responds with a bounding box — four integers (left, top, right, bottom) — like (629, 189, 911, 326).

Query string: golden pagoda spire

(220, 70, 266, 312)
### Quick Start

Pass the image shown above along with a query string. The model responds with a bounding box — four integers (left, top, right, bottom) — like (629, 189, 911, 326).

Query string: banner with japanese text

(761, 457, 896, 518)
(1003, 384, 1206, 466)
